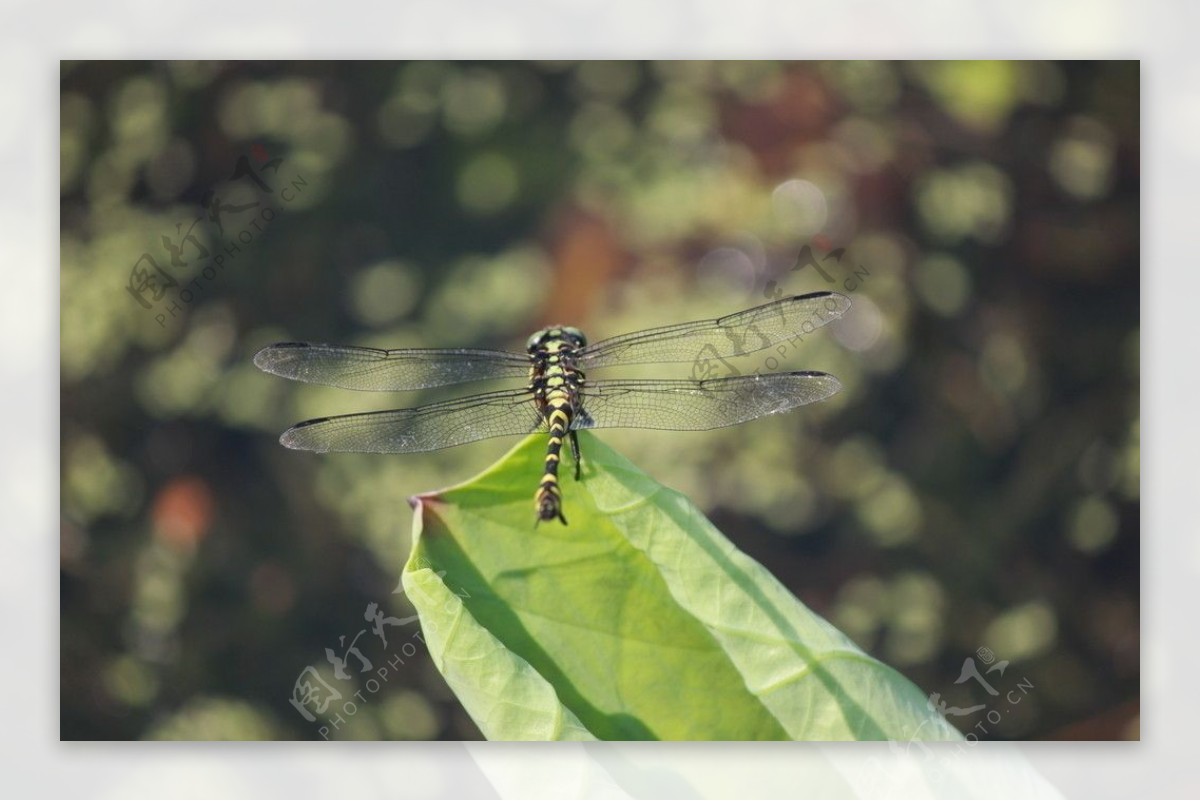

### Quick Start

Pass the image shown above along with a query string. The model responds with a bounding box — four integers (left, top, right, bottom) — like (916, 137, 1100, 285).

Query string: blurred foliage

(60, 60, 1139, 741)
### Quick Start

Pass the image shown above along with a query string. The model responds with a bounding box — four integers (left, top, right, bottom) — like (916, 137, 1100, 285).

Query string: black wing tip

(258, 341, 312, 352)
(701, 371, 843, 395)
(778, 370, 843, 397)
(289, 416, 332, 430)
(787, 368, 840, 379)
(787, 290, 852, 308)
(818, 372, 843, 392)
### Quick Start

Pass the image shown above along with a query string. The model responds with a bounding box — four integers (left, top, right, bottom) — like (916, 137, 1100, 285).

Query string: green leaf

(402, 432, 963, 742)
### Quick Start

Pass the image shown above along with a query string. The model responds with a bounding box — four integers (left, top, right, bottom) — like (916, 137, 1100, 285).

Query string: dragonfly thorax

(526, 326, 587, 354)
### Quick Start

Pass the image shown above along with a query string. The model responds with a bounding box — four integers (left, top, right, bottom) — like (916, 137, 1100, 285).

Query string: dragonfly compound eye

(527, 329, 552, 352)
(560, 327, 587, 348)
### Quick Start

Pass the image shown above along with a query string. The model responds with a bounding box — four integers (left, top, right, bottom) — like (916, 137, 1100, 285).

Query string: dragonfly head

(527, 326, 587, 353)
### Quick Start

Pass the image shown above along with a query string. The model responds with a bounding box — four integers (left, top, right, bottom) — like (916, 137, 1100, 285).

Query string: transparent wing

(574, 372, 842, 431)
(253, 342, 530, 392)
(578, 292, 850, 370)
(278, 387, 542, 453)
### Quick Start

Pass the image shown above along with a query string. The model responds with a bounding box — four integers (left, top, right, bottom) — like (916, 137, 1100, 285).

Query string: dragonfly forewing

(253, 342, 530, 392)
(577, 291, 850, 370)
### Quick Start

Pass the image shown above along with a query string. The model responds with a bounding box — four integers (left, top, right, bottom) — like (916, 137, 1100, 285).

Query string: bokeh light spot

(915, 162, 1013, 244)
(63, 434, 143, 524)
(984, 601, 1058, 661)
(443, 69, 507, 137)
(380, 690, 442, 740)
(915, 254, 971, 316)
(695, 247, 757, 296)
(1068, 495, 1120, 554)
(350, 260, 423, 327)
(145, 697, 281, 740)
(832, 292, 884, 353)
(104, 655, 158, 708)
(457, 152, 519, 215)
(771, 179, 828, 237)
(912, 61, 1023, 133)
(152, 475, 215, 551)
(1049, 116, 1117, 200)
(857, 475, 923, 546)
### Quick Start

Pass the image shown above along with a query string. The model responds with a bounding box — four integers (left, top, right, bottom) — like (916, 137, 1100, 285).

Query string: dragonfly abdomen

(535, 399, 572, 524)
(528, 327, 587, 525)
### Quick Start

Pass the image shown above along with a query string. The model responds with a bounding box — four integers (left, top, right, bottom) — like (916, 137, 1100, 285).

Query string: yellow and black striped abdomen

(535, 389, 573, 524)
(527, 326, 588, 525)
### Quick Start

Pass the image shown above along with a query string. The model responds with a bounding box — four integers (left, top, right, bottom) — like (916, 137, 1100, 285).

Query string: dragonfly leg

(569, 430, 582, 481)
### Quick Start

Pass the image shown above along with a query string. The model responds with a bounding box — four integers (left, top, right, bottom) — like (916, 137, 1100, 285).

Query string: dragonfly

(254, 291, 851, 525)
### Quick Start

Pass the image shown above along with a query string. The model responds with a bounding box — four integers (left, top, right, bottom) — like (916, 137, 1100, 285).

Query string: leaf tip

(410, 493, 450, 527)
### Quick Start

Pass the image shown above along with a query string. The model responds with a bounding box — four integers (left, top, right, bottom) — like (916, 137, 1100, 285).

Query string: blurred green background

(60, 60, 1139, 741)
